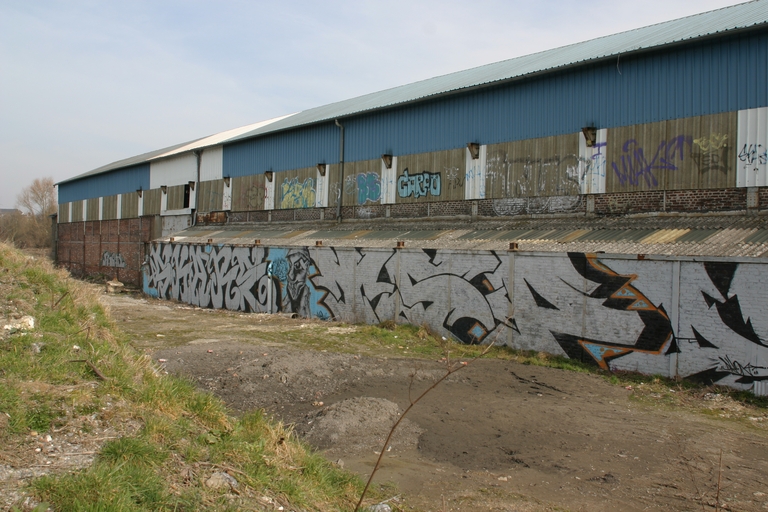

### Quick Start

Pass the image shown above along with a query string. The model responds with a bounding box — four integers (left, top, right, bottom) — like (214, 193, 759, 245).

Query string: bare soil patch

(105, 292, 768, 512)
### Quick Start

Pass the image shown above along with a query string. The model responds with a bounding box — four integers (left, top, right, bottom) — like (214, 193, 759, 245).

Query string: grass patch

(0, 243, 366, 511)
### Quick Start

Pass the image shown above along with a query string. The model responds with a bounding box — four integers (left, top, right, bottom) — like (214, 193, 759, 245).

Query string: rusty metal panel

(606, 112, 737, 193)
(102, 195, 118, 220)
(197, 180, 224, 213)
(58, 203, 69, 223)
(142, 189, 162, 216)
(395, 149, 463, 204)
(278, 167, 317, 209)
(121, 192, 139, 218)
(341, 159, 381, 207)
(231, 174, 267, 211)
(485, 133, 580, 198)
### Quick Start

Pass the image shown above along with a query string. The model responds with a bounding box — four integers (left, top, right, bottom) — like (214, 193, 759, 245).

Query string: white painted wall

(381, 156, 398, 204)
(465, 145, 487, 200)
(737, 107, 768, 187)
(200, 146, 223, 182)
(150, 153, 197, 189)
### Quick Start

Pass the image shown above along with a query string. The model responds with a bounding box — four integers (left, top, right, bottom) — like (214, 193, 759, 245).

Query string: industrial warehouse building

(56, 1, 768, 393)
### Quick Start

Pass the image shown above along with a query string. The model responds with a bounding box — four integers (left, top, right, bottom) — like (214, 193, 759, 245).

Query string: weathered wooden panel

(606, 112, 736, 193)
(341, 159, 381, 207)
(166, 184, 188, 210)
(142, 189, 162, 216)
(197, 180, 224, 213)
(86, 198, 100, 221)
(325, 164, 341, 208)
(231, 174, 266, 211)
(278, 167, 317, 209)
(102, 195, 118, 220)
(58, 203, 70, 223)
(486, 134, 580, 199)
(395, 149, 464, 204)
(122, 192, 140, 218)
(71, 200, 84, 222)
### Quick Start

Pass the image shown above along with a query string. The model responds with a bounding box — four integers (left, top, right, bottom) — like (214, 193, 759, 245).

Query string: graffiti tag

(101, 251, 126, 268)
(612, 135, 692, 187)
(397, 168, 441, 199)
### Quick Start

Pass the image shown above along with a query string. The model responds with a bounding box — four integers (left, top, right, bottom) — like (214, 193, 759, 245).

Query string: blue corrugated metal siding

(223, 123, 339, 177)
(340, 32, 767, 161)
(58, 163, 150, 203)
(220, 32, 767, 170)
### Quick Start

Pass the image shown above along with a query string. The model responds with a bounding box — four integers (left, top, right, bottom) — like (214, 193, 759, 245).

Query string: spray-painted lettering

(397, 168, 441, 199)
(101, 251, 126, 268)
(612, 135, 692, 187)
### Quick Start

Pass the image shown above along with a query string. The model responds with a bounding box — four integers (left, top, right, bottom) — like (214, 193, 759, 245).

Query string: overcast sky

(0, 0, 750, 209)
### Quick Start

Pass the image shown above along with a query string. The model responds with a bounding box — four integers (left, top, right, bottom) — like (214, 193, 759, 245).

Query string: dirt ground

(103, 292, 768, 512)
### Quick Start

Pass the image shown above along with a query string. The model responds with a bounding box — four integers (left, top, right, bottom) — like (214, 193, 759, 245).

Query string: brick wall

(56, 217, 153, 286)
(594, 188, 750, 215)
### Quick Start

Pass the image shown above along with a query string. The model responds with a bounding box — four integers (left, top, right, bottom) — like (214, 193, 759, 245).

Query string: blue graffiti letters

(356, 172, 381, 204)
(397, 168, 441, 199)
(612, 135, 692, 187)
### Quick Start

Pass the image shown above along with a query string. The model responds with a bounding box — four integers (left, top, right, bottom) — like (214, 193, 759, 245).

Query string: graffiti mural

(280, 177, 316, 209)
(355, 172, 381, 204)
(532, 253, 675, 369)
(101, 251, 126, 268)
(146, 244, 768, 394)
(397, 169, 441, 199)
(145, 244, 330, 318)
(612, 135, 692, 187)
(692, 133, 729, 174)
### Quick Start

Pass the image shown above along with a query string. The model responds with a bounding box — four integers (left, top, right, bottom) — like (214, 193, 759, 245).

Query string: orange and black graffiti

(549, 253, 674, 369)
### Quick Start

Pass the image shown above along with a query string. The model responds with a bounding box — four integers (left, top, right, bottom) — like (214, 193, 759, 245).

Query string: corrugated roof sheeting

(159, 221, 768, 258)
(304, 32, 768, 164)
(58, 1, 768, 195)
(57, 141, 198, 186)
(226, 1, 768, 144)
(58, 163, 150, 203)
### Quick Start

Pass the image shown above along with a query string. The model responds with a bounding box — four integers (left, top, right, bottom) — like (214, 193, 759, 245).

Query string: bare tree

(17, 177, 57, 219)
(4, 177, 58, 248)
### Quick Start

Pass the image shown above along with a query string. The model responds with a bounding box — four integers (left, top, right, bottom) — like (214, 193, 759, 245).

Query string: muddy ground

(103, 292, 768, 512)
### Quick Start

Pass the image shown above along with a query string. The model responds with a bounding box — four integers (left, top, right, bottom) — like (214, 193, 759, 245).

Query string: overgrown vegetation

(0, 243, 364, 511)
(0, 177, 57, 248)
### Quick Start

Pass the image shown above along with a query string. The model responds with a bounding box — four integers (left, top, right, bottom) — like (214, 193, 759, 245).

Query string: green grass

(0, 243, 366, 511)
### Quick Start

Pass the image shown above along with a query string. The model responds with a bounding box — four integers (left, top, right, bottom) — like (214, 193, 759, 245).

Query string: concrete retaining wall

(144, 243, 768, 395)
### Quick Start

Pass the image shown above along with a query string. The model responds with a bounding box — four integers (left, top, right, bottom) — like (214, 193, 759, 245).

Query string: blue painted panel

(341, 31, 767, 161)
(208, 31, 768, 184)
(58, 163, 150, 203)
(223, 123, 339, 178)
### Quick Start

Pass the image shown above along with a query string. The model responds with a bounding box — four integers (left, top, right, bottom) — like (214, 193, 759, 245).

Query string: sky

(0, 0, 751, 209)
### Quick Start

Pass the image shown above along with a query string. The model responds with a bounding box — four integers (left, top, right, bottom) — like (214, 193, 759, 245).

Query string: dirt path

(103, 292, 768, 512)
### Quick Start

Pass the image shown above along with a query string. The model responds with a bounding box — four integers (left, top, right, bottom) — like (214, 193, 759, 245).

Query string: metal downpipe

(335, 119, 344, 222)
(192, 149, 203, 226)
